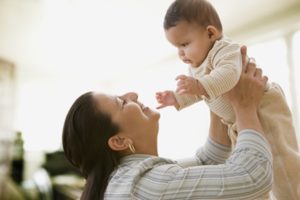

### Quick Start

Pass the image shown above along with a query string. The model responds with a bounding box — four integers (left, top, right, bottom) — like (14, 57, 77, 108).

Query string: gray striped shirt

(105, 129, 272, 200)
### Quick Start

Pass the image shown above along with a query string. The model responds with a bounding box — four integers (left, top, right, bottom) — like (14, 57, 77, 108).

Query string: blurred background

(0, 0, 300, 199)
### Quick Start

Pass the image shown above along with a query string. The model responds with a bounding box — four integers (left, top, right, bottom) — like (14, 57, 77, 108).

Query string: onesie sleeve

(199, 42, 242, 100)
(173, 92, 202, 110)
(174, 68, 203, 110)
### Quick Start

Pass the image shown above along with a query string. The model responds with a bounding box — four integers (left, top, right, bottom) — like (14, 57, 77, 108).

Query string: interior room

(1, 0, 300, 199)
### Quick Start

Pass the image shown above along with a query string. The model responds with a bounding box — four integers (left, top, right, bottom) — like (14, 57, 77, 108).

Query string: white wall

(0, 0, 299, 160)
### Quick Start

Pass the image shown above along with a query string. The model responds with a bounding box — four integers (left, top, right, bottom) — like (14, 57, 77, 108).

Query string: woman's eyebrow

(114, 96, 120, 106)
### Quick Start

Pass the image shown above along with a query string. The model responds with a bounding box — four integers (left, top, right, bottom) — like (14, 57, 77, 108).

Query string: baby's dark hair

(164, 0, 223, 32)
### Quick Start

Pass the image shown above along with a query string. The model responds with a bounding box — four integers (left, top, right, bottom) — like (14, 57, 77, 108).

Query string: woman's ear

(108, 135, 132, 151)
(206, 25, 221, 40)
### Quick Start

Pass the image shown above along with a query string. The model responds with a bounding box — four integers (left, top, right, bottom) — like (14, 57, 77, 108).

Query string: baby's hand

(175, 75, 201, 95)
(155, 91, 177, 109)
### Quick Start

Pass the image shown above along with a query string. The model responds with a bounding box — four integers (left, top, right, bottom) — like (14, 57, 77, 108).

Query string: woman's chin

(153, 110, 161, 120)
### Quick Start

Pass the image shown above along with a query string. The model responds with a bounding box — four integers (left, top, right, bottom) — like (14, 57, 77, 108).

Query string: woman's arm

(156, 46, 272, 199)
(208, 111, 231, 147)
(187, 111, 232, 166)
(177, 111, 231, 168)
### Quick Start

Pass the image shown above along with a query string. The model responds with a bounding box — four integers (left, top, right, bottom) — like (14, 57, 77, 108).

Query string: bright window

(292, 31, 300, 143)
(248, 38, 291, 105)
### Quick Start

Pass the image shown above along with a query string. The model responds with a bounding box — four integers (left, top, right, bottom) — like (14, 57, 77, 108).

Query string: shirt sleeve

(136, 129, 273, 200)
(177, 137, 232, 167)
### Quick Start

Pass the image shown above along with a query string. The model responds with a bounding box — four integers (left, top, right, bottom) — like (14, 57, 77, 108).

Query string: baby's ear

(206, 25, 220, 40)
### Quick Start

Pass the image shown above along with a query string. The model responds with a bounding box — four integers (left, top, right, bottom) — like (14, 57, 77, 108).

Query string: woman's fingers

(263, 76, 268, 84)
(254, 68, 262, 77)
(245, 60, 257, 75)
(240, 45, 248, 67)
(251, 66, 267, 83)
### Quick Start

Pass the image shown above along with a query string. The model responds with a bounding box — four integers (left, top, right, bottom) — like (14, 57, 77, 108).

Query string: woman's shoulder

(105, 155, 179, 199)
(109, 154, 179, 186)
(113, 155, 181, 177)
(120, 154, 176, 169)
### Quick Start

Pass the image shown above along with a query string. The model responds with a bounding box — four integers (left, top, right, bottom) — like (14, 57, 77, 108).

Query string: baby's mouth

(183, 59, 191, 64)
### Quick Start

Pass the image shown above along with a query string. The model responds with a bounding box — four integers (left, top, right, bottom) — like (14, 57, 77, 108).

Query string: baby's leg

(258, 82, 300, 200)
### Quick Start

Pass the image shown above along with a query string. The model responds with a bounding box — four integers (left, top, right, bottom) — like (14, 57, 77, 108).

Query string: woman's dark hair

(62, 92, 121, 199)
(164, 0, 223, 31)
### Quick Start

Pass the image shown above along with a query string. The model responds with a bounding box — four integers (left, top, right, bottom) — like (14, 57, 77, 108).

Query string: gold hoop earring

(128, 143, 136, 153)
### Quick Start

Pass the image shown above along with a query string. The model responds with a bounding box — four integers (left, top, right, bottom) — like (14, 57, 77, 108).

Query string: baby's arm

(175, 44, 242, 100)
(172, 72, 206, 110)
(175, 74, 208, 97)
(156, 76, 205, 110)
(200, 43, 242, 100)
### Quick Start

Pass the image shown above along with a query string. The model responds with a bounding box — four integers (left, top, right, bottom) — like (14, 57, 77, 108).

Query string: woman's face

(93, 92, 160, 153)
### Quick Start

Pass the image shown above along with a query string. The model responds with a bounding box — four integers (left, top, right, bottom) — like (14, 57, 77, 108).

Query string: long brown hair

(62, 92, 121, 199)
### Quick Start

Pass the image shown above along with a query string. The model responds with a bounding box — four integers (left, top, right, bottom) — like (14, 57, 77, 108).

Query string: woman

(62, 46, 272, 199)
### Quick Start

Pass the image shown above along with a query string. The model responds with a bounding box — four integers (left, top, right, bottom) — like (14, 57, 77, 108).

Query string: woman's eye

(122, 99, 127, 106)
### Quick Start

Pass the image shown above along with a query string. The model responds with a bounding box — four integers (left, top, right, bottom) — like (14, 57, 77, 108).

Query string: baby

(156, 0, 300, 199)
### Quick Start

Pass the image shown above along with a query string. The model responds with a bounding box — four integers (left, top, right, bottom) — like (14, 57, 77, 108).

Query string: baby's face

(165, 21, 214, 68)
